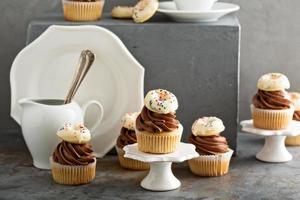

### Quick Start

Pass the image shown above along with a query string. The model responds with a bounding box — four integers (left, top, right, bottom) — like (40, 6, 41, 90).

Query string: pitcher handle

(81, 100, 104, 135)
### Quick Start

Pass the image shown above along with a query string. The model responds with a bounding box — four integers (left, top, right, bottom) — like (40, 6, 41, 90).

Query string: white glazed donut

(111, 6, 134, 19)
(257, 73, 290, 91)
(289, 92, 300, 111)
(133, 0, 159, 23)
(121, 112, 139, 130)
(191, 117, 225, 136)
(144, 89, 178, 114)
(57, 123, 91, 144)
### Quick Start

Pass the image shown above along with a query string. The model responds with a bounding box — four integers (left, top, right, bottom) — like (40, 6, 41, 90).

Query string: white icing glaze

(144, 89, 178, 114)
(257, 73, 290, 91)
(111, 6, 134, 19)
(121, 112, 139, 130)
(290, 92, 300, 111)
(57, 123, 91, 144)
(133, 0, 159, 23)
(191, 117, 225, 136)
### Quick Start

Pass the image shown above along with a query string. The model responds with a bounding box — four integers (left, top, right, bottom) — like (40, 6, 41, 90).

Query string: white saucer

(158, 2, 240, 22)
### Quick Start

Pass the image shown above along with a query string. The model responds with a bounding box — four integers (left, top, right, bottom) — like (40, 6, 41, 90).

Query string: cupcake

(136, 89, 183, 153)
(50, 123, 96, 185)
(286, 92, 300, 145)
(188, 117, 233, 177)
(116, 112, 149, 170)
(251, 73, 294, 130)
(62, 0, 105, 22)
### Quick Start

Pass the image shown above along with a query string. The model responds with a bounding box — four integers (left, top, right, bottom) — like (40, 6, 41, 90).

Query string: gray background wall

(1, 0, 300, 132)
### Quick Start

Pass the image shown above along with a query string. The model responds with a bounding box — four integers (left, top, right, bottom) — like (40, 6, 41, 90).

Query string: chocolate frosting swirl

(136, 106, 179, 133)
(189, 134, 229, 155)
(294, 110, 300, 121)
(53, 141, 95, 165)
(252, 90, 292, 110)
(116, 127, 137, 149)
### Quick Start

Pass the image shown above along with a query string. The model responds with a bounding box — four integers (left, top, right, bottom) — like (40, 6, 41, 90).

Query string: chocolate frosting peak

(252, 90, 292, 110)
(116, 127, 137, 149)
(53, 141, 95, 165)
(189, 134, 229, 155)
(136, 106, 179, 133)
(294, 110, 300, 121)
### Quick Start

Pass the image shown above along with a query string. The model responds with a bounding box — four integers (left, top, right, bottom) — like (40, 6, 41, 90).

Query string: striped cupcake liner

(285, 135, 300, 146)
(136, 125, 183, 154)
(251, 104, 294, 130)
(116, 147, 149, 170)
(188, 149, 233, 177)
(50, 157, 96, 185)
(62, 0, 104, 21)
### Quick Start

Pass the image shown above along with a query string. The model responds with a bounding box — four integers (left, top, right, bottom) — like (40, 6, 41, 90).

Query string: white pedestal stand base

(256, 136, 291, 162)
(124, 143, 199, 191)
(141, 162, 180, 191)
(241, 120, 300, 163)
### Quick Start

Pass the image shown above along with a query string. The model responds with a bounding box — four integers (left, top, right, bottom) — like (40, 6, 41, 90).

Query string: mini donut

(133, 0, 159, 23)
(57, 123, 91, 144)
(144, 89, 178, 114)
(192, 117, 225, 136)
(121, 112, 139, 130)
(257, 73, 290, 91)
(111, 6, 134, 19)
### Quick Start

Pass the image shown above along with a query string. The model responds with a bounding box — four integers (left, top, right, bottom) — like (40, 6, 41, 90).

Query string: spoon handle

(69, 50, 95, 102)
(64, 50, 92, 104)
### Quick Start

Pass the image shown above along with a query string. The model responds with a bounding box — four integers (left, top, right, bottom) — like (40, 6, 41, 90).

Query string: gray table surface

(0, 131, 300, 200)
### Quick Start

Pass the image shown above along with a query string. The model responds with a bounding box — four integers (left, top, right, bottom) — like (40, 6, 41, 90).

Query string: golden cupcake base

(50, 157, 96, 185)
(116, 147, 149, 170)
(188, 150, 233, 177)
(285, 135, 300, 146)
(136, 124, 183, 154)
(62, 0, 104, 22)
(251, 104, 294, 130)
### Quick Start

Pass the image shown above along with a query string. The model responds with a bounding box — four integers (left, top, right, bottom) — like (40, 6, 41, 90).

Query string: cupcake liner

(62, 0, 104, 22)
(188, 149, 233, 177)
(116, 147, 149, 170)
(136, 124, 183, 154)
(251, 104, 294, 130)
(285, 135, 300, 146)
(50, 157, 96, 185)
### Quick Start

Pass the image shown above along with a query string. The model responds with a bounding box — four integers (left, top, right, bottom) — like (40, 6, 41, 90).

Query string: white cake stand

(240, 120, 300, 163)
(124, 142, 199, 191)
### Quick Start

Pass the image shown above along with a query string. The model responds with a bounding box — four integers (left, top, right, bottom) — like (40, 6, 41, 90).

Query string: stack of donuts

(111, 0, 159, 23)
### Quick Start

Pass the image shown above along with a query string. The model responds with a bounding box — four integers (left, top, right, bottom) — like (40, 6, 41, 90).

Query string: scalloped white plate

(124, 143, 199, 163)
(158, 2, 240, 22)
(10, 25, 144, 157)
(240, 120, 300, 136)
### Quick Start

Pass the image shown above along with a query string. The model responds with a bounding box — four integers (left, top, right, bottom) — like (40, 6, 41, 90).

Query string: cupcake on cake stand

(124, 142, 199, 191)
(125, 89, 198, 191)
(240, 120, 300, 162)
(242, 73, 300, 163)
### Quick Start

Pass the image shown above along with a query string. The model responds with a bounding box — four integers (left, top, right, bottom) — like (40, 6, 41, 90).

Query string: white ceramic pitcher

(19, 98, 104, 169)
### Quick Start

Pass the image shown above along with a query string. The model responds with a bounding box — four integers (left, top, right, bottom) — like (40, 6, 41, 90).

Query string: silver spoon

(64, 50, 95, 104)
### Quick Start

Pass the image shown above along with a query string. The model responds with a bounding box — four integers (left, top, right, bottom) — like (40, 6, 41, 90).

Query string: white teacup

(174, 0, 217, 11)
(19, 98, 104, 169)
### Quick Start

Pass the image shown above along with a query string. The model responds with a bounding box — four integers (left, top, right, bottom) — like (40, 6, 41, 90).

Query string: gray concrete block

(27, 14, 240, 151)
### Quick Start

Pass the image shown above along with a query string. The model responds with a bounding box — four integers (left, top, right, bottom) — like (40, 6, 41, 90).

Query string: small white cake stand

(124, 142, 199, 191)
(240, 120, 300, 163)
